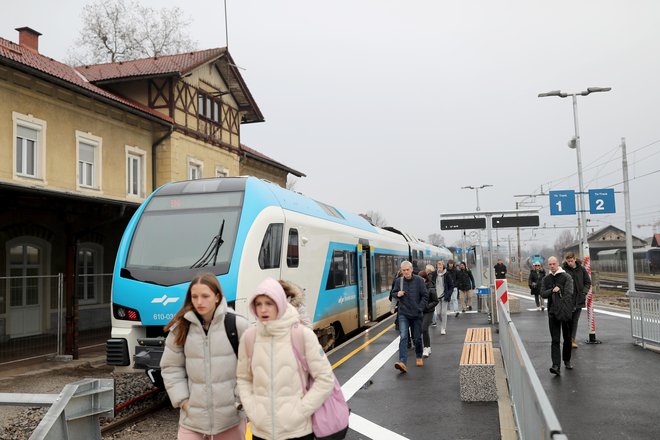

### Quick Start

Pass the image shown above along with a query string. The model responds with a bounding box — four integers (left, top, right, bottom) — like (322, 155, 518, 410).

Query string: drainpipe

(152, 126, 174, 191)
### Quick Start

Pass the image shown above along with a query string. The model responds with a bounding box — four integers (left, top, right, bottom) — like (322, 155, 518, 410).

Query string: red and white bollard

(496, 279, 509, 313)
(584, 255, 601, 344)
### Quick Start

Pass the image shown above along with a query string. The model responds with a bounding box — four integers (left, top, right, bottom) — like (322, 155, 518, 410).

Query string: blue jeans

(398, 313, 423, 363)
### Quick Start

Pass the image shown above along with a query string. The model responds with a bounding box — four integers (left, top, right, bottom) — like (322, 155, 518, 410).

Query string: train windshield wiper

(190, 219, 225, 269)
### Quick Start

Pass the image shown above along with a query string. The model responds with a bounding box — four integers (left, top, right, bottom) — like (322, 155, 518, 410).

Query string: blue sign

(456, 248, 462, 255)
(549, 190, 576, 215)
(589, 189, 615, 214)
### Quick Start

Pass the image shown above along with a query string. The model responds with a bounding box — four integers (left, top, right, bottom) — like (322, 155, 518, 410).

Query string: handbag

(290, 324, 350, 440)
(551, 290, 574, 322)
(242, 323, 350, 439)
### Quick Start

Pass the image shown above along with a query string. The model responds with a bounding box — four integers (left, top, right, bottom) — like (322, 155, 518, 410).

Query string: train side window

(326, 250, 346, 290)
(347, 252, 357, 285)
(258, 223, 283, 269)
(287, 229, 299, 268)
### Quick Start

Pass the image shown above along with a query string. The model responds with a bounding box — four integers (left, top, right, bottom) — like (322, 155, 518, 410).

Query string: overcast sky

(4, 1, 660, 254)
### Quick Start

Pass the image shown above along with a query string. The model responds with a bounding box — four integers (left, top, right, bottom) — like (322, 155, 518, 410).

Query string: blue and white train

(106, 177, 451, 371)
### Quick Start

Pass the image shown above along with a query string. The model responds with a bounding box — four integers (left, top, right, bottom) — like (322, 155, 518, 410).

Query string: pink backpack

(243, 323, 350, 439)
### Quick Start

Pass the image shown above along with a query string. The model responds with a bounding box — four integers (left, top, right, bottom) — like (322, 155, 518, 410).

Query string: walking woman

(236, 278, 334, 440)
(419, 270, 439, 357)
(528, 262, 546, 311)
(434, 261, 455, 335)
(160, 272, 249, 440)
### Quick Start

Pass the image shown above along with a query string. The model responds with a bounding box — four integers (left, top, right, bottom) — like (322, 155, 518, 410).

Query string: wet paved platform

(2, 283, 659, 439)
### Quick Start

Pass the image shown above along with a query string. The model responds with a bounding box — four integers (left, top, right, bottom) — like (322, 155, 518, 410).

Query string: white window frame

(12, 112, 47, 183)
(5, 236, 51, 313)
(76, 243, 103, 305)
(215, 166, 229, 178)
(188, 157, 203, 180)
(126, 145, 147, 199)
(75, 131, 102, 191)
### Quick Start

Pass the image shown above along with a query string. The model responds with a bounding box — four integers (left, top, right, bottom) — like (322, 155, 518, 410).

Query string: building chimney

(15, 27, 42, 53)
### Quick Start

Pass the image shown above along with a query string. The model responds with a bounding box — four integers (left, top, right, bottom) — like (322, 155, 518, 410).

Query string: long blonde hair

(163, 272, 223, 346)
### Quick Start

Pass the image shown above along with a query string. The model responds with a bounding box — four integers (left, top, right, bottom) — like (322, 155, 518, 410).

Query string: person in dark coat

(562, 252, 592, 349)
(390, 261, 428, 372)
(494, 258, 507, 279)
(528, 262, 546, 310)
(433, 261, 454, 335)
(456, 262, 475, 312)
(541, 256, 575, 375)
(445, 260, 459, 317)
(418, 271, 439, 358)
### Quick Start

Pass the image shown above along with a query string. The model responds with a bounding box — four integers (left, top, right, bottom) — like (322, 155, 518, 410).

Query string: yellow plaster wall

(155, 132, 240, 186)
(0, 69, 155, 201)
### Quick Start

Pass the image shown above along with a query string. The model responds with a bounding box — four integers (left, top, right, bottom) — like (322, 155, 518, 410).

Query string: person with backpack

(236, 278, 334, 440)
(160, 272, 249, 440)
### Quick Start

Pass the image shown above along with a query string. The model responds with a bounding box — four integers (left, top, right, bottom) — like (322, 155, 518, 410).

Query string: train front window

(126, 192, 242, 271)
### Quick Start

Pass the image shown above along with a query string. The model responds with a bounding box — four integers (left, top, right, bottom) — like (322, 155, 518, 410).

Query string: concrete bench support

(509, 296, 520, 314)
(460, 328, 497, 402)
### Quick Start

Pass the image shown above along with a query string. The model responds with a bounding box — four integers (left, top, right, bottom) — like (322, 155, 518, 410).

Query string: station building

(0, 27, 303, 361)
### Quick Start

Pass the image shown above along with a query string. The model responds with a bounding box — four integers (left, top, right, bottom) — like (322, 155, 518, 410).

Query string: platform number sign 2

(549, 190, 576, 216)
(588, 189, 615, 214)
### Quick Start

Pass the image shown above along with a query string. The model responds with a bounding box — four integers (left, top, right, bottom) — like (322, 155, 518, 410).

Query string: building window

(188, 157, 203, 180)
(197, 91, 222, 124)
(8, 244, 41, 308)
(215, 166, 229, 177)
(13, 112, 46, 181)
(126, 145, 146, 198)
(76, 131, 102, 190)
(77, 244, 103, 305)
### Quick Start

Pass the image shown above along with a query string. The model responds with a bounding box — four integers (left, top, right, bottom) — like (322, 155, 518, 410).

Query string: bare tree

(427, 233, 445, 247)
(68, 0, 196, 65)
(359, 210, 388, 227)
(554, 230, 575, 256)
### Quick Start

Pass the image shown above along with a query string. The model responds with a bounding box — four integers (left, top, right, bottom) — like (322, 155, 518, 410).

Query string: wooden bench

(464, 326, 492, 343)
(459, 327, 497, 402)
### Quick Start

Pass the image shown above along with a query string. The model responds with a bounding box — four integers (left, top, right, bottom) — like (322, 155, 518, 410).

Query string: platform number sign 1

(588, 189, 615, 214)
(549, 190, 576, 216)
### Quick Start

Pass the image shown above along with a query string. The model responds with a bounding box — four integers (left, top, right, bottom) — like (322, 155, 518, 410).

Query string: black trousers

(548, 314, 572, 366)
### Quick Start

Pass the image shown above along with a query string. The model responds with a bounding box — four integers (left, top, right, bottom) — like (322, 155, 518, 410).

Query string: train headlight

(113, 304, 141, 321)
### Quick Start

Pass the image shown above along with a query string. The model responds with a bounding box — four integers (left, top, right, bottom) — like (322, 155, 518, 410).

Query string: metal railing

(0, 378, 114, 440)
(0, 274, 112, 365)
(498, 300, 568, 440)
(628, 290, 660, 350)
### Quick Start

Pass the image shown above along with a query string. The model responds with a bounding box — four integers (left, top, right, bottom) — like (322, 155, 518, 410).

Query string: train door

(356, 240, 374, 327)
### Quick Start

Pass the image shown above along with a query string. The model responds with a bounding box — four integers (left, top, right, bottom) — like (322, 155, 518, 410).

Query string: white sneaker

(440, 329, 446, 335)
(427, 347, 431, 355)
(422, 347, 430, 358)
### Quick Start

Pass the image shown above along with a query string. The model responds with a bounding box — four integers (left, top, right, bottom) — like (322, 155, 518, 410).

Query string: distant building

(562, 225, 647, 260)
(0, 26, 303, 356)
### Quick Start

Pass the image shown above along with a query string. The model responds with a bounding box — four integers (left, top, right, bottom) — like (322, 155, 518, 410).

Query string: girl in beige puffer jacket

(161, 272, 249, 440)
(236, 278, 334, 440)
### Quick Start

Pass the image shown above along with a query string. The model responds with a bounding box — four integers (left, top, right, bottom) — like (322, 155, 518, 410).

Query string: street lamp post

(461, 184, 493, 212)
(462, 185, 493, 284)
(538, 86, 611, 344)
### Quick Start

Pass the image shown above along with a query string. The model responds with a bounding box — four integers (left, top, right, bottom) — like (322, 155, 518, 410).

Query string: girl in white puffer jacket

(161, 272, 249, 440)
(236, 278, 334, 440)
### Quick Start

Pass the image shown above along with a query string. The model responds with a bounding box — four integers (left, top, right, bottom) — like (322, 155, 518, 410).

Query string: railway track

(101, 396, 169, 436)
(599, 278, 660, 294)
